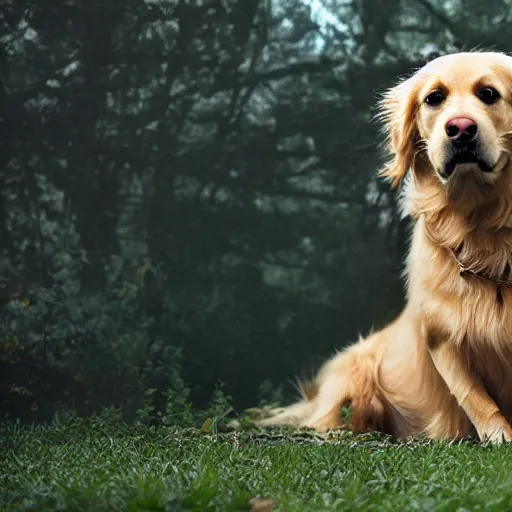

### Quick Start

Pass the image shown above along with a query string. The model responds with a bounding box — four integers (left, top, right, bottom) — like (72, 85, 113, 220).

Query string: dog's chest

(457, 280, 512, 331)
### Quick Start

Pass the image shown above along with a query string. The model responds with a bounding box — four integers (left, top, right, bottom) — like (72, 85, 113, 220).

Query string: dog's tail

(256, 335, 387, 433)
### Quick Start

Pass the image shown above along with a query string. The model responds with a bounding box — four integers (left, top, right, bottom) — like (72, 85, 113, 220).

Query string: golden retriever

(258, 52, 512, 443)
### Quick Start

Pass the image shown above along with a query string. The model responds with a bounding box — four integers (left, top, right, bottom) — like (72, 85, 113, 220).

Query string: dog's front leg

(427, 329, 512, 443)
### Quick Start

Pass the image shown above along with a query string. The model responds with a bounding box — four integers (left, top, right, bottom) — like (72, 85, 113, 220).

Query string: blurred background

(1, 0, 510, 424)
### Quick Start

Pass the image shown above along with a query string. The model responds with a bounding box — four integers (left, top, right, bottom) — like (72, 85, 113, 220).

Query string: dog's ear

(377, 77, 422, 188)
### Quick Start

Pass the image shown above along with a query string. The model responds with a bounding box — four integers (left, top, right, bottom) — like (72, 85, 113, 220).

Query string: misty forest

(3, 0, 512, 425)
(6, 1, 512, 511)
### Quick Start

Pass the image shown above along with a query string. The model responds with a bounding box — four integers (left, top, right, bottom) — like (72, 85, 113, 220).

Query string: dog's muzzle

(441, 141, 494, 178)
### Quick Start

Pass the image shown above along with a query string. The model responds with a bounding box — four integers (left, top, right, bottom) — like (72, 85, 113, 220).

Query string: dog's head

(379, 52, 512, 201)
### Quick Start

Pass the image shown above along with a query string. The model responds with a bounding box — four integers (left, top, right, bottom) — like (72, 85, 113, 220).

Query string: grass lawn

(2, 417, 512, 511)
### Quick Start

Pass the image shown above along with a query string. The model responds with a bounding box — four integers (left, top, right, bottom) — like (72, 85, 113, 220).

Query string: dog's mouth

(442, 144, 494, 178)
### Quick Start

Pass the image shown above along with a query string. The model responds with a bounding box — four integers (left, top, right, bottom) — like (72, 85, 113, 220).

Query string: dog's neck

(408, 172, 512, 289)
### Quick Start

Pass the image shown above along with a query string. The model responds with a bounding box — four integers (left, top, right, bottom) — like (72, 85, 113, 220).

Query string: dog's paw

(479, 413, 512, 444)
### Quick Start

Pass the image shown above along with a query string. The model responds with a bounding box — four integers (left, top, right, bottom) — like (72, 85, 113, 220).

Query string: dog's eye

(425, 90, 445, 106)
(478, 87, 501, 105)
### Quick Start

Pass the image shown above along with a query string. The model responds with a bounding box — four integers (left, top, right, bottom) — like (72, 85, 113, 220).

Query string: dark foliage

(2, 0, 512, 423)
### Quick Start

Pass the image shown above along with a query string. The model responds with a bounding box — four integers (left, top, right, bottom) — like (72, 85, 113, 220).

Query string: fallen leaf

(249, 497, 275, 512)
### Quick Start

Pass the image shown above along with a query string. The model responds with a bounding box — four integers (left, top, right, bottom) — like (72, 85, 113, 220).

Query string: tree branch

(417, 0, 506, 46)
(270, 189, 366, 206)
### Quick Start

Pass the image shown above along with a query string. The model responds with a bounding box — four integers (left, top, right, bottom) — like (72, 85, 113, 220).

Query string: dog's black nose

(446, 117, 478, 143)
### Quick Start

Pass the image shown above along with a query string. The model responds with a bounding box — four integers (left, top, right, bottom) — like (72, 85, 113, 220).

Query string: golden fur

(258, 52, 512, 443)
